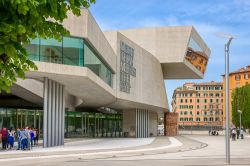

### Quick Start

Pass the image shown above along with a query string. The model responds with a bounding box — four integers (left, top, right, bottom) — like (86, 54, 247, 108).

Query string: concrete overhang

(117, 26, 211, 79)
(25, 62, 116, 108)
(109, 99, 168, 114)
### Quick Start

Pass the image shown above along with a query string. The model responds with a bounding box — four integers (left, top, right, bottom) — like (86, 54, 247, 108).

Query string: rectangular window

(244, 74, 249, 80)
(63, 37, 84, 66)
(25, 38, 40, 61)
(40, 38, 63, 64)
(235, 75, 241, 81)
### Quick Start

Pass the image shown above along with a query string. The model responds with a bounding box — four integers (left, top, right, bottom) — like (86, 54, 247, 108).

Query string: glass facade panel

(25, 37, 113, 87)
(185, 37, 209, 74)
(63, 37, 84, 66)
(84, 43, 113, 86)
(40, 38, 63, 64)
(26, 38, 40, 61)
(0, 108, 122, 138)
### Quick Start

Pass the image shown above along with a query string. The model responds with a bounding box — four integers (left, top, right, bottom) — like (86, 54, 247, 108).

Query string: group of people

(209, 130, 219, 136)
(0, 127, 39, 150)
(231, 128, 244, 141)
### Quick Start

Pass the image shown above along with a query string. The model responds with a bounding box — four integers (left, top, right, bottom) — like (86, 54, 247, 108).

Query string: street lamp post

(224, 36, 233, 164)
(217, 33, 235, 164)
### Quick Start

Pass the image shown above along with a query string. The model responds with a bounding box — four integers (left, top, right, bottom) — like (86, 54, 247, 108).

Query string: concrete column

(135, 109, 149, 138)
(43, 77, 65, 148)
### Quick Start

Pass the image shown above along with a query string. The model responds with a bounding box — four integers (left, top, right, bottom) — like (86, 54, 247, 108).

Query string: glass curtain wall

(0, 108, 43, 134)
(65, 111, 122, 138)
(0, 108, 122, 138)
(25, 36, 113, 86)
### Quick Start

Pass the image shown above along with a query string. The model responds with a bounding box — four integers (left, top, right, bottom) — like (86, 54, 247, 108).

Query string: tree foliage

(0, 0, 95, 92)
(232, 84, 250, 129)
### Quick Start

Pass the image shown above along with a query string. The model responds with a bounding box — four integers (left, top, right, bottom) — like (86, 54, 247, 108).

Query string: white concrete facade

(0, 9, 210, 146)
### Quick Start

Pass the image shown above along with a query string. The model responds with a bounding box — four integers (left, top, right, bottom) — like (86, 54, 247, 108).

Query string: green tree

(232, 84, 250, 129)
(0, 0, 95, 92)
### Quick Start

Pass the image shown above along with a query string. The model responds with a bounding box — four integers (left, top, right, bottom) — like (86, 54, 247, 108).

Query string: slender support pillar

(43, 78, 65, 148)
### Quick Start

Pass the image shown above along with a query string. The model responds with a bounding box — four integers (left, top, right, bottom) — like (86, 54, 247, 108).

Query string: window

(190, 93, 193, 97)
(190, 99, 192, 103)
(244, 74, 249, 80)
(192, 55, 197, 60)
(197, 99, 200, 103)
(185, 93, 188, 97)
(209, 93, 214, 97)
(40, 38, 63, 64)
(63, 36, 84, 66)
(180, 99, 183, 103)
(215, 93, 220, 97)
(209, 105, 213, 109)
(26, 37, 113, 87)
(180, 118, 183, 121)
(205, 105, 207, 109)
(204, 99, 207, 103)
(204, 111, 207, 115)
(210, 99, 213, 103)
(189, 118, 193, 121)
(185, 99, 188, 103)
(235, 75, 241, 81)
(196, 117, 200, 121)
(190, 111, 192, 115)
(215, 117, 220, 121)
(180, 111, 183, 115)
(216, 99, 219, 103)
(197, 105, 200, 109)
(189, 105, 193, 109)
(184, 111, 188, 115)
(204, 117, 208, 121)
(197, 111, 200, 115)
(209, 117, 214, 122)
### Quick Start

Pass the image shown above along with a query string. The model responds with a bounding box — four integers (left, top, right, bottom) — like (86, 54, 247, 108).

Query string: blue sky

(89, 0, 250, 110)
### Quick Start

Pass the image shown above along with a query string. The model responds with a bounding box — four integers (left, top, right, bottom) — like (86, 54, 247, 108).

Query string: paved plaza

(0, 135, 250, 166)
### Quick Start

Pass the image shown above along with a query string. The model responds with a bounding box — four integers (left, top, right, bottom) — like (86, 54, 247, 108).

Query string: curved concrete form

(0, 9, 211, 146)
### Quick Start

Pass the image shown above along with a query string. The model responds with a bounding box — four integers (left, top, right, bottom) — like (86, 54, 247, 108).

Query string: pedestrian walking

(8, 128, 15, 149)
(0, 127, 8, 150)
(232, 128, 236, 141)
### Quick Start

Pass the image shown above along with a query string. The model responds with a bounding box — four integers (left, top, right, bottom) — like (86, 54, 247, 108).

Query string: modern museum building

(0, 9, 210, 147)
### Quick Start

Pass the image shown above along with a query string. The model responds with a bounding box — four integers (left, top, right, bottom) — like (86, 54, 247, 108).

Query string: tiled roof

(222, 65, 250, 76)
(195, 81, 222, 86)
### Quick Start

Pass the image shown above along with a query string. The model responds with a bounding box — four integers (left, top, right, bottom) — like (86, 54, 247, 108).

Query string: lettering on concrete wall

(120, 41, 136, 93)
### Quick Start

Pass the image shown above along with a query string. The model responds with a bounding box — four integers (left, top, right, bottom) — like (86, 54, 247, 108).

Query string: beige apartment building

(172, 81, 223, 129)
